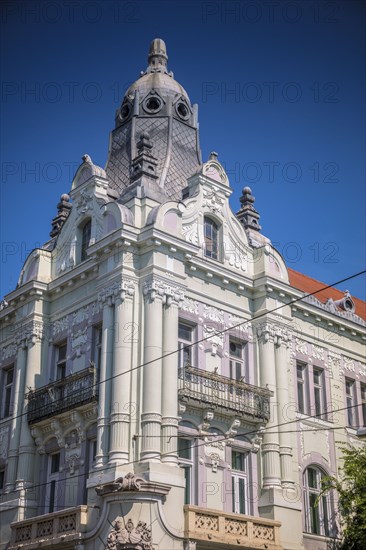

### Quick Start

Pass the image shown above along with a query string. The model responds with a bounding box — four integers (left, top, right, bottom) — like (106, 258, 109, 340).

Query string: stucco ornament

(105, 518, 152, 550)
(96, 472, 145, 495)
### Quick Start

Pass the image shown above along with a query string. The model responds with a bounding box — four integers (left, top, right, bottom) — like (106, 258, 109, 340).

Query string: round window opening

(120, 103, 131, 119)
(344, 299, 353, 311)
(177, 102, 189, 119)
(145, 97, 161, 112)
(230, 342, 237, 354)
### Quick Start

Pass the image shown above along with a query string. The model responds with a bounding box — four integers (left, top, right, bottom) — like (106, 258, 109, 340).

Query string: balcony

(27, 367, 98, 425)
(184, 505, 282, 550)
(8, 506, 88, 549)
(178, 367, 271, 422)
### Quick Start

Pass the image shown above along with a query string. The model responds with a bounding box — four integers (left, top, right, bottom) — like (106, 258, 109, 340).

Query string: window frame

(177, 436, 195, 505)
(0, 468, 5, 493)
(295, 362, 328, 420)
(229, 339, 246, 381)
(1, 366, 15, 418)
(303, 466, 331, 537)
(55, 342, 67, 381)
(231, 448, 250, 515)
(80, 218, 92, 263)
(204, 217, 220, 260)
(178, 321, 195, 373)
(46, 451, 61, 514)
(92, 325, 102, 372)
(345, 378, 358, 428)
(361, 382, 366, 427)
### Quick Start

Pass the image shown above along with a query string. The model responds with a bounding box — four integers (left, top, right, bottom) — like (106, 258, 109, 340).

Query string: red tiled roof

(288, 268, 366, 322)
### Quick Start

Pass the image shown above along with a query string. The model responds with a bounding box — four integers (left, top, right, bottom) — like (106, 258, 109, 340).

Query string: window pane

(4, 387, 12, 417)
(232, 451, 246, 472)
(307, 468, 318, 489)
(297, 381, 305, 414)
(179, 323, 192, 341)
(322, 495, 329, 536)
(178, 438, 191, 460)
(183, 466, 191, 504)
(309, 493, 320, 534)
(239, 478, 246, 514)
(230, 341, 242, 358)
(204, 219, 218, 259)
(51, 453, 60, 474)
(314, 387, 321, 416)
(6, 369, 14, 384)
(49, 480, 56, 513)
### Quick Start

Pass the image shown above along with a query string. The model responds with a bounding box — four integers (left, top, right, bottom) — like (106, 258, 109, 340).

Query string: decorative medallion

(105, 518, 152, 550)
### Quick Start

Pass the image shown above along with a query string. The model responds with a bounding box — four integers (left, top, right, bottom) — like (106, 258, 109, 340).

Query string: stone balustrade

(8, 506, 88, 549)
(184, 505, 282, 549)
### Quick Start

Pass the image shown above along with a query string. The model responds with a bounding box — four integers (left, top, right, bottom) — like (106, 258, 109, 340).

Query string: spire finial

(236, 186, 262, 232)
(147, 38, 168, 73)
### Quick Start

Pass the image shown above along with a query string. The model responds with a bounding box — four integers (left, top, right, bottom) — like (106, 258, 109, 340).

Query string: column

(257, 323, 281, 488)
(95, 298, 114, 467)
(109, 285, 134, 464)
(161, 293, 180, 464)
(274, 334, 294, 487)
(5, 343, 27, 492)
(140, 282, 163, 462)
(16, 332, 42, 488)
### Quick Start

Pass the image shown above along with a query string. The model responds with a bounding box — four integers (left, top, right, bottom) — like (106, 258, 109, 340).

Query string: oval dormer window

(176, 101, 190, 120)
(144, 96, 162, 113)
(120, 103, 131, 120)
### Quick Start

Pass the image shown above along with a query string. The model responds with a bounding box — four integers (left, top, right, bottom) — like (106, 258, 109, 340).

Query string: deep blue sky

(1, 0, 365, 300)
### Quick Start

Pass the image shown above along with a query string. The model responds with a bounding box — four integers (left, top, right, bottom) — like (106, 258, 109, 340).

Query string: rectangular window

(231, 450, 248, 515)
(178, 322, 194, 372)
(47, 452, 60, 513)
(55, 343, 67, 380)
(296, 363, 328, 419)
(2, 367, 14, 418)
(361, 383, 366, 427)
(0, 469, 5, 491)
(313, 368, 327, 419)
(296, 363, 307, 414)
(92, 326, 102, 371)
(229, 340, 245, 381)
(178, 437, 194, 505)
(345, 379, 357, 427)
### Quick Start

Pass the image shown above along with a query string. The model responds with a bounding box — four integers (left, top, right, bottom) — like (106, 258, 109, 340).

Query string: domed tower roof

(124, 39, 190, 102)
(105, 39, 202, 202)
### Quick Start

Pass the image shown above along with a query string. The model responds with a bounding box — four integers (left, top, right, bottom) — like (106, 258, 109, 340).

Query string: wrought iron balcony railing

(27, 367, 98, 424)
(178, 366, 271, 422)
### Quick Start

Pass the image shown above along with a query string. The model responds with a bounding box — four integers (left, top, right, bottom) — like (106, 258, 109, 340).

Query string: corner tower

(105, 38, 202, 201)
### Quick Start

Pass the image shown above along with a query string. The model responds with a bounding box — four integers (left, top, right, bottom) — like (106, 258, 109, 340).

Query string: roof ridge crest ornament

(145, 37, 173, 76)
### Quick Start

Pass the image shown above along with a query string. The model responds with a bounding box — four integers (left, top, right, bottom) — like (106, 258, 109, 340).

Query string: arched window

(80, 219, 91, 262)
(204, 217, 219, 259)
(303, 466, 331, 536)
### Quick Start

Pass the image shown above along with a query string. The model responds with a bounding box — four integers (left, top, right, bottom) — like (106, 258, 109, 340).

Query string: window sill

(303, 532, 338, 542)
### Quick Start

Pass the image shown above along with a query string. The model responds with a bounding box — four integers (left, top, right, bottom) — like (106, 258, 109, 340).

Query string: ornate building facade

(0, 39, 365, 550)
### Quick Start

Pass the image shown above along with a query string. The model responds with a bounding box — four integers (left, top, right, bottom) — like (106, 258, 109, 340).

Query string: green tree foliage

(322, 445, 366, 549)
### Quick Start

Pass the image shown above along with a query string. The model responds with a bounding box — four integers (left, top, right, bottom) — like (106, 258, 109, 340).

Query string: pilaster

(274, 331, 295, 488)
(140, 281, 164, 462)
(5, 342, 27, 492)
(161, 290, 182, 464)
(109, 281, 135, 465)
(95, 295, 114, 468)
(16, 324, 44, 489)
(256, 322, 281, 489)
